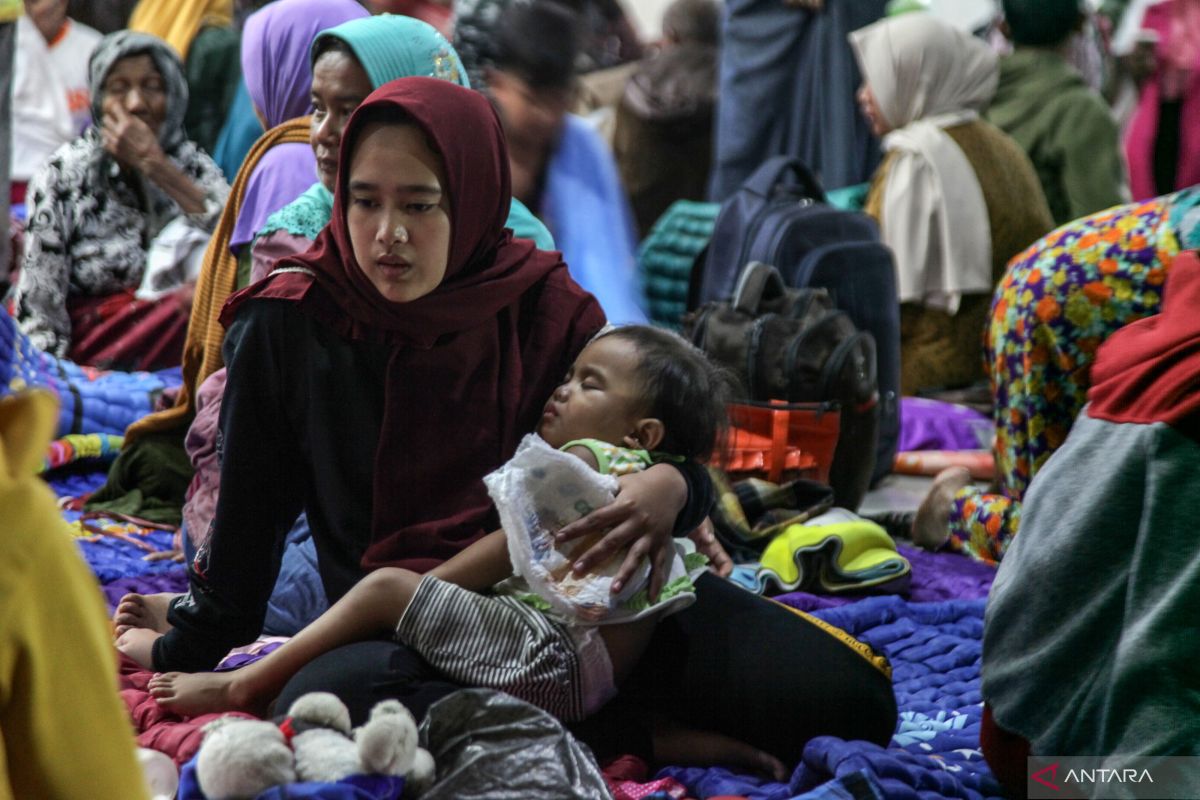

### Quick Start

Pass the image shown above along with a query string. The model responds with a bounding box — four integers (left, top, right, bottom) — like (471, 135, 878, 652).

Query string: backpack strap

(733, 261, 785, 316)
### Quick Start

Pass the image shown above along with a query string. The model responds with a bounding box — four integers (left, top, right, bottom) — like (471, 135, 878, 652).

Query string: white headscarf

(850, 14, 999, 314)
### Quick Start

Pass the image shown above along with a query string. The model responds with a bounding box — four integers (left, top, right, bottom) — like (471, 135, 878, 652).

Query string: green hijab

(259, 14, 553, 250)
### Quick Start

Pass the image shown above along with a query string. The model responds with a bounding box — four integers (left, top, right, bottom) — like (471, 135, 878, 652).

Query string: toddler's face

(538, 336, 648, 450)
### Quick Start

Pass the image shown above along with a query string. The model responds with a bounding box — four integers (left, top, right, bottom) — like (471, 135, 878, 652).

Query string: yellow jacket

(0, 392, 149, 800)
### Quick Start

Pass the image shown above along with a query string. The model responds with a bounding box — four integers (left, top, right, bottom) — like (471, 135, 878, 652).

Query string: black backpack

(685, 262, 878, 510)
(691, 156, 900, 487)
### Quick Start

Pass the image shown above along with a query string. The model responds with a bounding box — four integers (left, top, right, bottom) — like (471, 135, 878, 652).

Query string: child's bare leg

(149, 567, 423, 716)
(428, 529, 512, 589)
(113, 592, 180, 636)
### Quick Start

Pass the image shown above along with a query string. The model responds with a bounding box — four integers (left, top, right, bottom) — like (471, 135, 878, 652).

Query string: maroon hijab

(223, 78, 604, 571)
(1089, 250, 1200, 438)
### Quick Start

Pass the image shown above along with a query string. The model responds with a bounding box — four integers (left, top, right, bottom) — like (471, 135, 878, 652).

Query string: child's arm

(563, 444, 601, 471)
(427, 444, 599, 590)
(431, 444, 603, 590)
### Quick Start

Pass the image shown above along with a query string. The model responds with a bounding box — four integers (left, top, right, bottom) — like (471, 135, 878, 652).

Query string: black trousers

(1154, 99, 1184, 196)
(276, 574, 898, 766)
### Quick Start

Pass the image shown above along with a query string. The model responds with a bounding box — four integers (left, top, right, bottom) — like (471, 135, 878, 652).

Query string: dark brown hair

(598, 325, 738, 461)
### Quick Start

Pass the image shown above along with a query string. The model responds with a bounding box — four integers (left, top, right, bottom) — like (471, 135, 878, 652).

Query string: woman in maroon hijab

(117, 78, 897, 771)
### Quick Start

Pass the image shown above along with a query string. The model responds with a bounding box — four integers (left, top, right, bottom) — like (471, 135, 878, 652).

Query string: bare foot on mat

(114, 592, 180, 636)
(912, 466, 972, 550)
(148, 671, 266, 718)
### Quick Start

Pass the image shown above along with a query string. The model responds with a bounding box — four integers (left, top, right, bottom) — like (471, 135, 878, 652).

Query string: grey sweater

(983, 409, 1200, 764)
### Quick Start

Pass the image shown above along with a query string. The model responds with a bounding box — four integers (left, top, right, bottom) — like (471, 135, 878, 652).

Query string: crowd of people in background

(7, 0, 1194, 354)
(1, 0, 1199, 797)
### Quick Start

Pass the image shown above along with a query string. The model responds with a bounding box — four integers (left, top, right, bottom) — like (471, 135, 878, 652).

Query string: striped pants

(396, 576, 615, 722)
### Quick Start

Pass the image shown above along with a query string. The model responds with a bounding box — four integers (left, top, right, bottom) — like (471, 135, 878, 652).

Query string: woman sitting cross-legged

(14, 31, 229, 370)
(114, 78, 896, 771)
(121, 13, 554, 637)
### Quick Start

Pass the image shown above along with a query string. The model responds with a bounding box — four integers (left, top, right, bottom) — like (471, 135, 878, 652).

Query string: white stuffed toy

(195, 692, 435, 799)
(195, 718, 296, 799)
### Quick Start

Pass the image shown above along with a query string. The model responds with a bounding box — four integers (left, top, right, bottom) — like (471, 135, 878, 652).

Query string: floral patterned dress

(948, 187, 1200, 563)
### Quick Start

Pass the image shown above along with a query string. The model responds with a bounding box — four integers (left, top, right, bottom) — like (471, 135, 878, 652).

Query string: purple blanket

(899, 397, 993, 452)
(774, 544, 995, 612)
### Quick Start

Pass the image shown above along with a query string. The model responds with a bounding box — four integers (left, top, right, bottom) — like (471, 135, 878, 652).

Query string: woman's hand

(555, 463, 688, 601)
(171, 281, 196, 313)
(102, 104, 209, 214)
(689, 518, 733, 577)
(101, 103, 165, 173)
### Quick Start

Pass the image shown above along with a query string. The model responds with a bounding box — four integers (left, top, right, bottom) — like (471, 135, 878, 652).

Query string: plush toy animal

(195, 718, 296, 799)
(195, 692, 435, 799)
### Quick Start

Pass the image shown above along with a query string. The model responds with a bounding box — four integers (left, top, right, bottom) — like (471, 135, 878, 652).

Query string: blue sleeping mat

(0, 305, 182, 436)
(661, 596, 1003, 800)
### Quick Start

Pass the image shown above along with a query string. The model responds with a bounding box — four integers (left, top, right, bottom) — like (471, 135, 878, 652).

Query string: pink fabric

(182, 231, 314, 549)
(1124, 0, 1200, 200)
(250, 228, 313, 285)
(602, 756, 693, 800)
(119, 654, 256, 767)
(181, 369, 226, 548)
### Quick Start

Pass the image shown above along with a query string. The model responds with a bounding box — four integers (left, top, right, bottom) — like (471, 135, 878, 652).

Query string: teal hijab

(259, 14, 554, 250)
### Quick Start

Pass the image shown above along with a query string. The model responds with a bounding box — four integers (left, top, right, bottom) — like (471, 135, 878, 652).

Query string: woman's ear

(626, 418, 665, 451)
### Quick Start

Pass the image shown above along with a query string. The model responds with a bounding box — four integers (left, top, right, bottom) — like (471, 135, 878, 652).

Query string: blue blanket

(48, 470, 185, 588)
(0, 306, 182, 436)
(661, 596, 1003, 800)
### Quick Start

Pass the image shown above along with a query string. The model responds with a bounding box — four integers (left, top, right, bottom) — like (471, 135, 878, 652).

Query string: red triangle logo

(1032, 763, 1061, 791)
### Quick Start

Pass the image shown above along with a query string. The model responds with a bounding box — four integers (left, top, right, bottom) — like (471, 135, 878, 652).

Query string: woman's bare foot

(113, 592, 181, 636)
(115, 627, 162, 669)
(652, 718, 788, 782)
(148, 670, 267, 718)
(912, 466, 973, 550)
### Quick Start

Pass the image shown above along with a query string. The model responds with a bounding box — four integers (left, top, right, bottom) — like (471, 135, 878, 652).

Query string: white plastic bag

(485, 435, 699, 624)
(135, 216, 210, 301)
